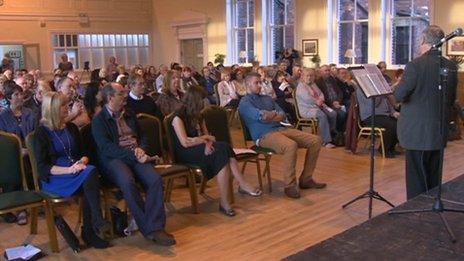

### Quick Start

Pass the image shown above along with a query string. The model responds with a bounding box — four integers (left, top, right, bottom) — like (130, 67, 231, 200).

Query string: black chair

(1, 131, 58, 252)
(137, 113, 199, 213)
(201, 106, 263, 190)
(163, 112, 235, 203)
(237, 110, 275, 192)
(26, 132, 83, 251)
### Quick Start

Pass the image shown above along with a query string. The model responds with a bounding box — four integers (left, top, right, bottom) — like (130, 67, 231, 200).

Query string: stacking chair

(1, 131, 58, 252)
(214, 83, 237, 125)
(237, 111, 275, 192)
(163, 112, 235, 203)
(26, 132, 83, 251)
(292, 89, 318, 134)
(357, 115, 386, 158)
(202, 106, 263, 195)
(137, 113, 199, 213)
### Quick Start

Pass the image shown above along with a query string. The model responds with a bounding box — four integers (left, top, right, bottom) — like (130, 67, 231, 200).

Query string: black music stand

(342, 64, 395, 219)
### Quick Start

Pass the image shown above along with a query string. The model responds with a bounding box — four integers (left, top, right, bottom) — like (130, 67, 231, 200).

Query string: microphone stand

(388, 45, 464, 243)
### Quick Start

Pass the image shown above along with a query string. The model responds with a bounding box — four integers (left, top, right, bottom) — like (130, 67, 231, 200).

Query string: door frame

(171, 15, 208, 68)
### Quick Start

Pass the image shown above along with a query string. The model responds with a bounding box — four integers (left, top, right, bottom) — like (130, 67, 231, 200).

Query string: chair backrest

(292, 89, 304, 120)
(213, 83, 220, 107)
(201, 106, 233, 145)
(0, 131, 28, 191)
(136, 113, 164, 160)
(79, 124, 98, 166)
(237, 109, 254, 146)
(162, 112, 178, 163)
(25, 132, 41, 191)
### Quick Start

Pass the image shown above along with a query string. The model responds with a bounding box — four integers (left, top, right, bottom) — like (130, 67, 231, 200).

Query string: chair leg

(44, 201, 59, 253)
(255, 159, 263, 191)
(228, 175, 234, 204)
(187, 170, 200, 214)
(199, 176, 207, 195)
(30, 207, 38, 234)
(264, 155, 272, 192)
(241, 161, 247, 174)
(379, 132, 386, 158)
(102, 190, 115, 239)
(165, 178, 174, 202)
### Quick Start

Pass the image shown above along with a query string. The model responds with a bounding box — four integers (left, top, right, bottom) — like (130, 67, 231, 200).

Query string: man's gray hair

(101, 82, 117, 105)
(244, 72, 261, 88)
(422, 25, 445, 45)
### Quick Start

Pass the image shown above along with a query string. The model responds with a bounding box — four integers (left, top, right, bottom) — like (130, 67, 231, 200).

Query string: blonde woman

(155, 70, 184, 116)
(33, 92, 110, 249)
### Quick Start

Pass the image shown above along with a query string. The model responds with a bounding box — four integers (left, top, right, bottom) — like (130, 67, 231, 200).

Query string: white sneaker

(324, 143, 336, 149)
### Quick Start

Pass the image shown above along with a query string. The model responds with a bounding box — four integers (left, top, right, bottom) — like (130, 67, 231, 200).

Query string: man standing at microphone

(394, 25, 458, 200)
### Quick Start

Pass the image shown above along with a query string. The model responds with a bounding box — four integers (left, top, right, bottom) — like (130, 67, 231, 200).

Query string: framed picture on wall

(302, 39, 318, 56)
(446, 36, 464, 56)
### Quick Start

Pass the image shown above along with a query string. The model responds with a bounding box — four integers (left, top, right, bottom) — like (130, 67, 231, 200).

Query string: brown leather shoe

(284, 186, 301, 199)
(299, 179, 327, 189)
(146, 230, 176, 246)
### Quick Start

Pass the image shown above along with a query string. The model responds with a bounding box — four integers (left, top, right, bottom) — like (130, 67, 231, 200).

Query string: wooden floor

(1, 129, 464, 261)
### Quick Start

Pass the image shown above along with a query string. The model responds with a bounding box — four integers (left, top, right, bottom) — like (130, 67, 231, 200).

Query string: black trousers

(363, 115, 398, 154)
(81, 168, 105, 232)
(405, 150, 440, 200)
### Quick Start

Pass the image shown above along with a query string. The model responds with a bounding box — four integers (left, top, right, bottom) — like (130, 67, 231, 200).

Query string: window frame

(232, 0, 255, 64)
(50, 32, 151, 70)
(387, 0, 431, 66)
(335, 0, 369, 65)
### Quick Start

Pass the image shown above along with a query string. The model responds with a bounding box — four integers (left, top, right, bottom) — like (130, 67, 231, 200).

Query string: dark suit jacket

(394, 49, 458, 150)
(315, 76, 344, 108)
(91, 107, 148, 170)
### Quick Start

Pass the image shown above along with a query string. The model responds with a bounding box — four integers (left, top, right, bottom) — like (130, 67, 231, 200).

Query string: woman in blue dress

(170, 85, 262, 217)
(32, 92, 111, 249)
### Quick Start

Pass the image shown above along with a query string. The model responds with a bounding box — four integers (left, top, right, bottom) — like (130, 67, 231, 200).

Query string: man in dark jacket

(394, 25, 458, 199)
(92, 82, 175, 246)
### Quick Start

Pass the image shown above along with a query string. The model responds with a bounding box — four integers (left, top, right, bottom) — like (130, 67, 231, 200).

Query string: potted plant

(214, 53, 226, 65)
(310, 54, 321, 68)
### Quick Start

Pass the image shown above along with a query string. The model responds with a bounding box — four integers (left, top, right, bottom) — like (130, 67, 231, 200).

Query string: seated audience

(336, 68, 356, 110)
(156, 70, 184, 117)
(58, 53, 73, 73)
(356, 87, 399, 158)
(271, 70, 296, 124)
(201, 66, 217, 105)
(106, 56, 119, 82)
(92, 82, 175, 246)
(231, 68, 246, 97)
(180, 66, 199, 92)
(56, 77, 90, 128)
(33, 92, 111, 248)
(315, 65, 347, 137)
(126, 75, 163, 120)
(171, 85, 261, 216)
(239, 72, 325, 199)
(83, 82, 103, 120)
(155, 64, 168, 93)
(377, 61, 392, 84)
(217, 70, 239, 108)
(257, 67, 276, 99)
(0, 81, 36, 141)
(24, 79, 52, 126)
(144, 65, 158, 95)
(296, 68, 336, 148)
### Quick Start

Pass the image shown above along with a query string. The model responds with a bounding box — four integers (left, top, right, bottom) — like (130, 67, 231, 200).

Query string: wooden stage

(1, 129, 463, 260)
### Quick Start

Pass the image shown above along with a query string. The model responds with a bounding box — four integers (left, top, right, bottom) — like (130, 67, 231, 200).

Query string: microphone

(433, 28, 463, 48)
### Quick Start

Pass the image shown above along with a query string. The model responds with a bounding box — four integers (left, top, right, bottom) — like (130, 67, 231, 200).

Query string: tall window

(52, 33, 150, 69)
(233, 0, 255, 64)
(269, 0, 295, 64)
(337, 0, 368, 64)
(391, 0, 430, 65)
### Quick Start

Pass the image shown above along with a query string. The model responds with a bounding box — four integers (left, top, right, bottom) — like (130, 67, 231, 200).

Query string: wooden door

(181, 39, 203, 70)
